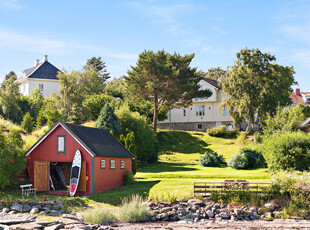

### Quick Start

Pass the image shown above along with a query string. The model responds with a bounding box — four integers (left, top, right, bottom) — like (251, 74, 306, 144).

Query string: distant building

(16, 55, 61, 97)
(290, 88, 310, 106)
(157, 78, 234, 132)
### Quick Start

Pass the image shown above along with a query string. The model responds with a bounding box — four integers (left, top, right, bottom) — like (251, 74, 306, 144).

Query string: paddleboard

(69, 150, 82, 196)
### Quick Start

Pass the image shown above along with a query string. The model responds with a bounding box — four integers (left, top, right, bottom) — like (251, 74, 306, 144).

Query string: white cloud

(0, 0, 23, 10)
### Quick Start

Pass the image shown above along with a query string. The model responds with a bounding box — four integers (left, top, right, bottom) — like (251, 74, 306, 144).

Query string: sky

(0, 0, 309, 90)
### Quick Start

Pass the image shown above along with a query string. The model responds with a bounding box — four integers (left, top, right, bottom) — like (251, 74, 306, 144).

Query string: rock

(10, 203, 22, 212)
(30, 207, 39, 214)
(187, 199, 204, 207)
(45, 223, 64, 230)
(244, 217, 251, 221)
(60, 218, 81, 225)
(23, 204, 31, 212)
(206, 210, 214, 218)
(160, 207, 172, 213)
(250, 206, 257, 212)
(0, 218, 34, 225)
(264, 203, 275, 211)
(2, 208, 9, 213)
(219, 212, 230, 219)
(265, 212, 274, 218)
(234, 209, 241, 216)
(9, 222, 43, 230)
(194, 217, 199, 223)
(49, 210, 59, 216)
(156, 213, 168, 220)
(273, 211, 283, 217)
(181, 210, 187, 216)
(250, 214, 259, 220)
(62, 214, 81, 221)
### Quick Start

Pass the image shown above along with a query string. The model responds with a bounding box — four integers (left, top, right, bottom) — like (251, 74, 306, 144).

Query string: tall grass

(118, 195, 150, 222)
(81, 206, 115, 224)
(0, 117, 21, 131)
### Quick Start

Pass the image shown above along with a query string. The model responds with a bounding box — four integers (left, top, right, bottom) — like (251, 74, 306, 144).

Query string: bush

(228, 150, 266, 169)
(0, 130, 26, 188)
(118, 195, 150, 222)
(81, 206, 115, 224)
(262, 131, 310, 171)
(207, 125, 239, 138)
(21, 112, 34, 134)
(199, 150, 225, 167)
(83, 93, 115, 120)
(124, 170, 135, 185)
(116, 105, 158, 163)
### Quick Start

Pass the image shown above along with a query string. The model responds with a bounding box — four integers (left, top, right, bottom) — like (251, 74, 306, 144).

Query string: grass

(81, 205, 116, 224)
(118, 195, 150, 222)
(0, 117, 22, 131)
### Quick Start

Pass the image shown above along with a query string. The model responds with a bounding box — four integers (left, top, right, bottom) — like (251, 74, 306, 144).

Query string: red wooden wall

(27, 124, 93, 195)
(94, 156, 132, 193)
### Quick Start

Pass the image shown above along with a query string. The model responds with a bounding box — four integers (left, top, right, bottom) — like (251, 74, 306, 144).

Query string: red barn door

(34, 161, 49, 191)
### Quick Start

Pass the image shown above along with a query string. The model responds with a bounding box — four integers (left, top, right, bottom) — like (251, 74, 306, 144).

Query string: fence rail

(194, 180, 272, 197)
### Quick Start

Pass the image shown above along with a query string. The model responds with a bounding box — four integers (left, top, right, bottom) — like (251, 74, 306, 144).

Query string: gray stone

(8, 211, 16, 214)
(250, 206, 257, 212)
(194, 217, 199, 223)
(0, 218, 34, 225)
(264, 203, 275, 211)
(23, 204, 31, 212)
(234, 209, 241, 215)
(156, 213, 168, 220)
(244, 217, 251, 221)
(30, 207, 39, 214)
(9, 222, 43, 230)
(49, 210, 60, 216)
(187, 199, 204, 207)
(265, 212, 273, 218)
(10, 203, 22, 212)
(206, 210, 214, 218)
(2, 208, 9, 213)
(273, 211, 284, 217)
(160, 207, 172, 213)
(250, 214, 259, 220)
(181, 210, 187, 216)
(44, 223, 64, 230)
(219, 212, 230, 219)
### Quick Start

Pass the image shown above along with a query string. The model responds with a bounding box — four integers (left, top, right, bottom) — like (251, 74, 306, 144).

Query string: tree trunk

(153, 94, 159, 133)
(244, 120, 251, 139)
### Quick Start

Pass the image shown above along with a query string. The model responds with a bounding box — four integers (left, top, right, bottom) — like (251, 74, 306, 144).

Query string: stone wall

(158, 121, 233, 132)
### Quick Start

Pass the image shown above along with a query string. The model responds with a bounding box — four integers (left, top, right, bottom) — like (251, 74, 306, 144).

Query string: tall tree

(198, 67, 226, 81)
(125, 50, 212, 132)
(220, 48, 296, 137)
(84, 57, 110, 82)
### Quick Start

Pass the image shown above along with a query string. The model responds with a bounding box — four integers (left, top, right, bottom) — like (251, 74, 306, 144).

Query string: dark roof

(64, 123, 135, 158)
(203, 78, 222, 89)
(26, 121, 135, 159)
(17, 61, 61, 82)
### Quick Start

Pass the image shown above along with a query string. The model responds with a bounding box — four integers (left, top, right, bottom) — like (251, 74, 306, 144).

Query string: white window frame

(120, 160, 125, 169)
(101, 159, 106, 169)
(196, 105, 205, 116)
(57, 135, 65, 154)
(197, 124, 203, 130)
(110, 160, 116, 169)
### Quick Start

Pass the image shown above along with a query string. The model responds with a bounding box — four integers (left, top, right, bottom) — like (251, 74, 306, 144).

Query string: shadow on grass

(157, 130, 209, 154)
(138, 162, 198, 173)
(88, 180, 160, 205)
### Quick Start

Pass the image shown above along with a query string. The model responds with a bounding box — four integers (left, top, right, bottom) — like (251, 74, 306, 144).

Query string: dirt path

(110, 219, 310, 230)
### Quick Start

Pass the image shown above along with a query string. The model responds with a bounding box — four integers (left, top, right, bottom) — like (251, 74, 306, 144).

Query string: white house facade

(16, 55, 60, 97)
(157, 78, 234, 131)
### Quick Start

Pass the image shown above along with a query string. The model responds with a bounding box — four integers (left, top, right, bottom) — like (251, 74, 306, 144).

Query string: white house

(16, 55, 61, 97)
(157, 78, 234, 131)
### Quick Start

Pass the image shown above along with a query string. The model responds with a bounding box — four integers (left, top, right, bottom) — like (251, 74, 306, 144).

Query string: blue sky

(0, 0, 309, 90)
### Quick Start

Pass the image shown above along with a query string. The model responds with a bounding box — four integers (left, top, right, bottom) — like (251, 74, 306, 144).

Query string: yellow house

(158, 78, 233, 131)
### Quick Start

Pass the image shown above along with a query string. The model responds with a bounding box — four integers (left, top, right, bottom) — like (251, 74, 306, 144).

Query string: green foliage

(0, 130, 26, 189)
(118, 195, 150, 222)
(207, 125, 239, 138)
(46, 105, 63, 129)
(83, 93, 115, 120)
(95, 103, 122, 136)
(116, 105, 158, 163)
(262, 131, 310, 171)
(199, 150, 225, 167)
(125, 50, 212, 132)
(228, 150, 267, 169)
(124, 170, 135, 185)
(84, 56, 110, 82)
(220, 48, 296, 137)
(104, 77, 127, 99)
(36, 107, 46, 129)
(124, 132, 137, 175)
(21, 112, 34, 134)
(81, 206, 115, 223)
(263, 105, 305, 137)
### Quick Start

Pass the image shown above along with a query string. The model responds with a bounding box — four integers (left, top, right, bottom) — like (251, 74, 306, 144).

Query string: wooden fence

(194, 180, 272, 197)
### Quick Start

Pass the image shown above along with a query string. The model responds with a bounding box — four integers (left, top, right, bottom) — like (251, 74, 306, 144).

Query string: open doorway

(50, 162, 72, 191)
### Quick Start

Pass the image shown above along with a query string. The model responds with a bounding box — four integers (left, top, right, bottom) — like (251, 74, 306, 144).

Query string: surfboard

(69, 150, 82, 196)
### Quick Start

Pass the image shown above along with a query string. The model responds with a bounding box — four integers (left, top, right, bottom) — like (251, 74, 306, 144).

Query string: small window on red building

(120, 160, 125, 169)
(101, 159, 106, 169)
(110, 160, 115, 169)
(57, 135, 65, 155)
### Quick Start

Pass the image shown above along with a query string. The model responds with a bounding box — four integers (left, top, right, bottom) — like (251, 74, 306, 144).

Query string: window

(39, 84, 44, 92)
(121, 160, 125, 169)
(57, 135, 65, 154)
(223, 108, 229, 116)
(101, 159, 106, 169)
(196, 105, 205, 116)
(183, 109, 186, 117)
(110, 160, 115, 169)
(197, 124, 202, 130)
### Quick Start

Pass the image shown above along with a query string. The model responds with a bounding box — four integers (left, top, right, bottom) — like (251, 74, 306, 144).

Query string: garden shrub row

(207, 125, 239, 138)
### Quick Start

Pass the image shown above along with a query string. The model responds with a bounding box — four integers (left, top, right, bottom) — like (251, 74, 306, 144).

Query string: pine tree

(95, 103, 122, 136)
(125, 132, 137, 175)
(36, 107, 46, 129)
(21, 112, 34, 134)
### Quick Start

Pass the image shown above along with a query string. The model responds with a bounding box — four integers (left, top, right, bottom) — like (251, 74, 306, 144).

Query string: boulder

(234, 209, 241, 216)
(44, 223, 64, 230)
(23, 204, 31, 212)
(2, 208, 9, 213)
(206, 210, 214, 218)
(219, 212, 230, 219)
(187, 199, 204, 207)
(49, 210, 60, 216)
(264, 203, 275, 211)
(10, 203, 22, 212)
(250, 214, 259, 220)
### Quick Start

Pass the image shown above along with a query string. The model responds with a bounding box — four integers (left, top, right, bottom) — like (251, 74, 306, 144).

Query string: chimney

(43, 55, 48, 62)
(296, 88, 301, 95)
(34, 59, 39, 66)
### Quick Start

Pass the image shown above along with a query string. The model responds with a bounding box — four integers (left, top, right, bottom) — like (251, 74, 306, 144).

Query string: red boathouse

(26, 121, 135, 195)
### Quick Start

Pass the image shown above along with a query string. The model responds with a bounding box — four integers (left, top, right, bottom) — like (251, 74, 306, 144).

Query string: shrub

(95, 103, 122, 136)
(119, 195, 150, 222)
(199, 150, 225, 167)
(83, 93, 115, 120)
(81, 206, 115, 224)
(35, 107, 46, 129)
(124, 170, 135, 185)
(21, 112, 34, 134)
(207, 125, 239, 138)
(262, 131, 310, 171)
(228, 150, 266, 169)
(46, 105, 63, 129)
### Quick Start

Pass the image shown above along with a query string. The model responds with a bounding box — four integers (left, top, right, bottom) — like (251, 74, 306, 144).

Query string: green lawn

(89, 130, 270, 204)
